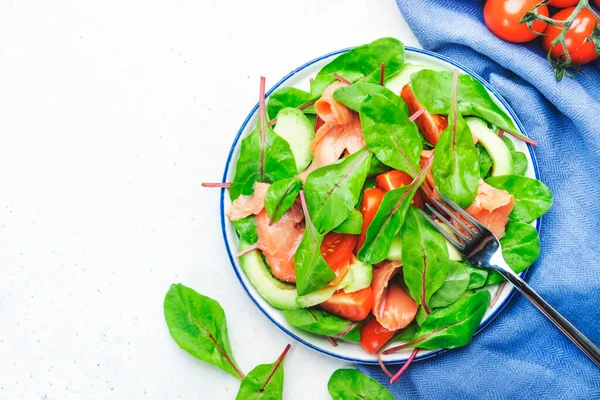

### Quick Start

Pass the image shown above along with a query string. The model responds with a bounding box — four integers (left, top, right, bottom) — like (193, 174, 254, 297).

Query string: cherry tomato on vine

(548, 0, 579, 6)
(484, 0, 549, 43)
(542, 8, 600, 65)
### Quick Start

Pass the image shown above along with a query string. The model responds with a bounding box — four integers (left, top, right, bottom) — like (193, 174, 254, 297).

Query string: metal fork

(420, 193, 600, 367)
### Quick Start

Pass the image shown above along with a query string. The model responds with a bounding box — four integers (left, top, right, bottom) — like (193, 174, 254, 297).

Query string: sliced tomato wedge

(375, 170, 413, 192)
(321, 232, 357, 286)
(320, 287, 373, 322)
(356, 188, 385, 252)
(401, 85, 448, 145)
(360, 317, 397, 354)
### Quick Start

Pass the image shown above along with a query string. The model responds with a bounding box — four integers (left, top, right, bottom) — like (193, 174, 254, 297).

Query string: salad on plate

(218, 38, 553, 377)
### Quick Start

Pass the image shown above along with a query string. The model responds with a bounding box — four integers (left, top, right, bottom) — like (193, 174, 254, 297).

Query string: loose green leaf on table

(294, 191, 336, 296)
(328, 369, 394, 400)
(235, 344, 290, 400)
(433, 109, 480, 208)
(232, 216, 258, 244)
(357, 163, 431, 264)
(267, 87, 311, 120)
(304, 149, 372, 234)
(229, 114, 297, 200)
(429, 261, 470, 308)
(333, 82, 408, 114)
(163, 283, 245, 379)
(485, 175, 553, 223)
(359, 94, 423, 176)
(409, 70, 521, 136)
(310, 37, 405, 99)
(264, 177, 302, 223)
(283, 309, 361, 342)
(401, 206, 449, 313)
(487, 221, 541, 285)
(409, 290, 491, 350)
(477, 144, 493, 179)
(501, 136, 528, 176)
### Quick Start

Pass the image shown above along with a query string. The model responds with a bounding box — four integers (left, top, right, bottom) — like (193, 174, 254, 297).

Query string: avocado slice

(466, 117, 513, 177)
(273, 107, 315, 173)
(238, 241, 299, 310)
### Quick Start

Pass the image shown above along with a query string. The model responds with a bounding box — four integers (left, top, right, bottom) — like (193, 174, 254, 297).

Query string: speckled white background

(0, 1, 418, 399)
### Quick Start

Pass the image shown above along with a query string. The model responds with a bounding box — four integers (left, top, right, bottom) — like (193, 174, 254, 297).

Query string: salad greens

(304, 149, 372, 234)
(235, 345, 290, 400)
(333, 82, 408, 114)
(283, 309, 361, 342)
(501, 136, 528, 176)
(267, 87, 312, 120)
(310, 37, 405, 100)
(485, 175, 553, 223)
(466, 266, 489, 290)
(328, 369, 394, 400)
(294, 191, 336, 296)
(233, 216, 258, 245)
(401, 206, 449, 313)
(359, 94, 422, 177)
(432, 75, 480, 208)
(477, 144, 493, 178)
(264, 177, 302, 223)
(429, 260, 470, 309)
(163, 284, 245, 379)
(332, 209, 364, 235)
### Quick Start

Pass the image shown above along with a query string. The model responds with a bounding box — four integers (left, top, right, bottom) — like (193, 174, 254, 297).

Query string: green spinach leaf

(264, 177, 302, 223)
(487, 222, 541, 285)
(163, 284, 244, 379)
(393, 322, 420, 343)
(410, 290, 491, 350)
(267, 87, 311, 120)
(333, 82, 408, 113)
(235, 345, 290, 400)
(304, 149, 372, 234)
(433, 109, 480, 208)
(332, 209, 364, 235)
(283, 309, 361, 342)
(466, 266, 488, 290)
(294, 191, 336, 296)
(410, 70, 521, 135)
(357, 165, 430, 264)
(501, 136, 528, 176)
(328, 369, 394, 400)
(368, 156, 390, 177)
(401, 206, 449, 313)
(485, 175, 553, 223)
(429, 261, 469, 308)
(229, 116, 297, 200)
(232, 216, 258, 244)
(359, 94, 422, 176)
(310, 38, 405, 99)
(477, 144, 493, 178)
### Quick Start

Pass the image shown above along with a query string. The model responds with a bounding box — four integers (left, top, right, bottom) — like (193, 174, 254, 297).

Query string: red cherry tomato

(320, 287, 373, 322)
(484, 0, 549, 43)
(356, 188, 385, 252)
(360, 318, 397, 354)
(321, 232, 357, 286)
(542, 8, 600, 65)
(375, 170, 413, 192)
(548, 0, 579, 6)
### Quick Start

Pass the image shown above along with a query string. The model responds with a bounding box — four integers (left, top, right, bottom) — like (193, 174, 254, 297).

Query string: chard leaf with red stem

(328, 369, 394, 400)
(235, 344, 291, 400)
(264, 177, 302, 223)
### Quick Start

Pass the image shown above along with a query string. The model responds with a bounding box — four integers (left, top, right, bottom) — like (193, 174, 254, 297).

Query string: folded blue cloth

(359, 1, 600, 397)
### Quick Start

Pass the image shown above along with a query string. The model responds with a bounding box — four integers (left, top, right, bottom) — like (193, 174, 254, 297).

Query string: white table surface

(0, 1, 419, 399)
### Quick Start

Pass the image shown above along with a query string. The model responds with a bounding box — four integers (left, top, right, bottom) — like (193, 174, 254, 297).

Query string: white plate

(220, 46, 540, 365)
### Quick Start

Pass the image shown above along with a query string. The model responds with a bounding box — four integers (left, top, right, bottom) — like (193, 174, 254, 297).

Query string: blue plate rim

(219, 45, 541, 365)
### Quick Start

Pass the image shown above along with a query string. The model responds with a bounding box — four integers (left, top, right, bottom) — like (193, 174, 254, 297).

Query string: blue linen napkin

(359, 1, 600, 398)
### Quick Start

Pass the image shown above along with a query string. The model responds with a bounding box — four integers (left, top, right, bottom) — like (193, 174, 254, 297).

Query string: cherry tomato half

(484, 0, 549, 43)
(360, 318, 397, 354)
(321, 232, 357, 286)
(548, 0, 579, 6)
(320, 287, 373, 322)
(356, 188, 385, 252)
(542, 8, 600, 65)
(375, 170, 413, 192)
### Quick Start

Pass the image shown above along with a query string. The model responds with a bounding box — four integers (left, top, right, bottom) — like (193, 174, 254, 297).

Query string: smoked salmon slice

(226, 182, 270, 221)
(255, 206, 304, 283)
(401, 85, 448, 145)
(465, 179, 514, 239)
(371, 262, 418, 330)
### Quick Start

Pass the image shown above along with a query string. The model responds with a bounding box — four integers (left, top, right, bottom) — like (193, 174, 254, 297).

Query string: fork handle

(498, 267, 600, 367)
